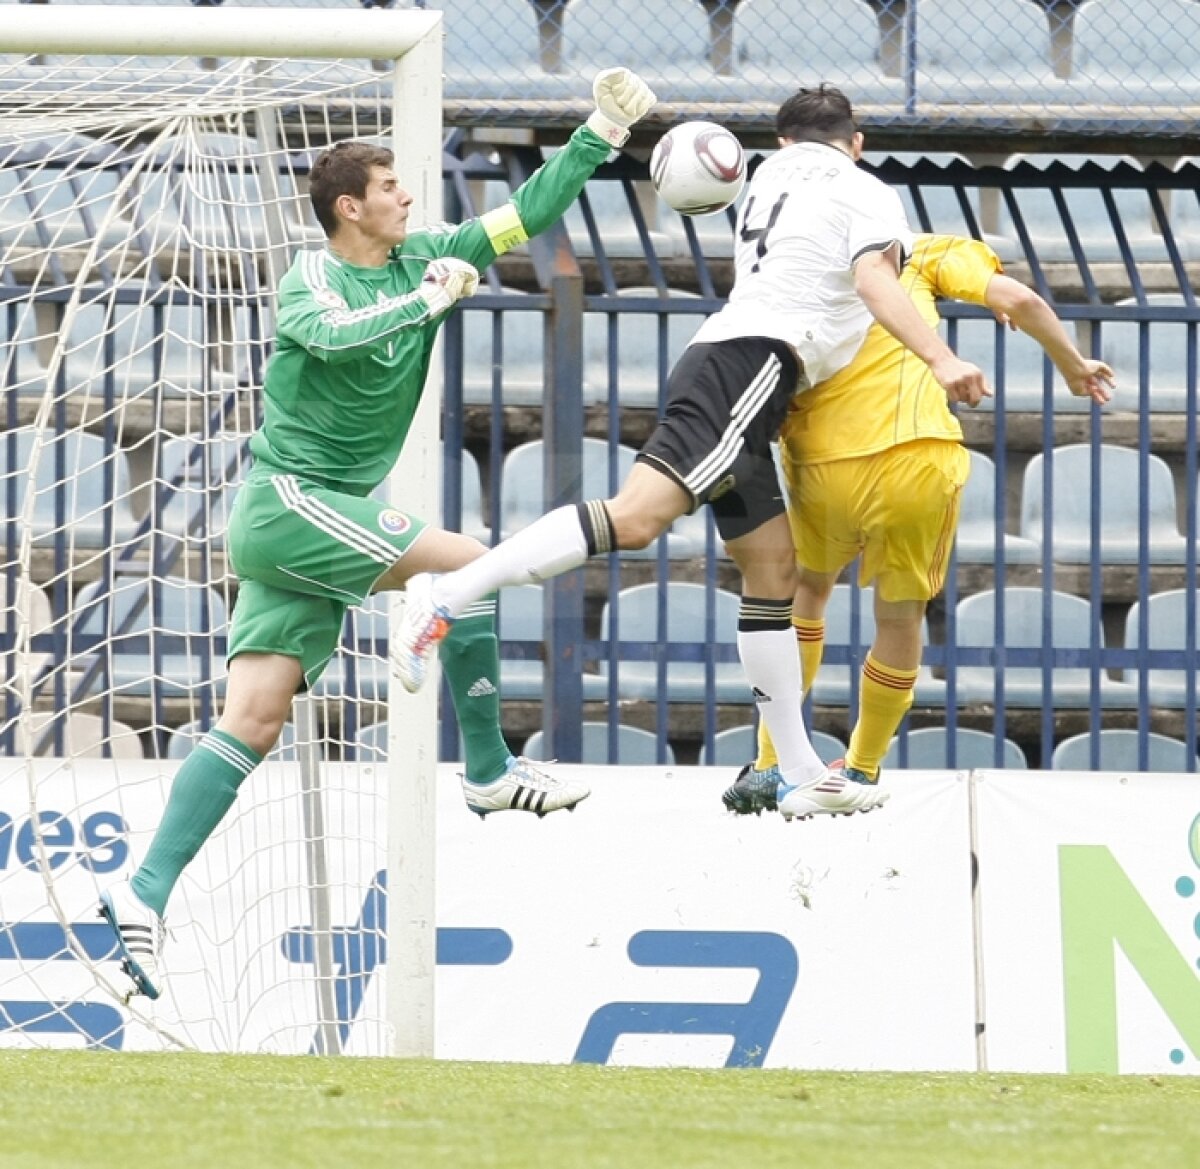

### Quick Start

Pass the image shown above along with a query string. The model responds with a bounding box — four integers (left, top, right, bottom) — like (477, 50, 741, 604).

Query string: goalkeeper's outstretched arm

(411, 68, 657, 271)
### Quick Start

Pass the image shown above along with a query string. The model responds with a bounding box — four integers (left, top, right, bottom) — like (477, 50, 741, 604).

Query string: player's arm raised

(413, 68, 657, 271)
(854, 245, 991, 407)
(985, 274, 1115, 405)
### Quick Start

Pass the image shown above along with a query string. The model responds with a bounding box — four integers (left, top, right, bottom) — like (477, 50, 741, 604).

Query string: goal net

(0, 6, 442, 1056)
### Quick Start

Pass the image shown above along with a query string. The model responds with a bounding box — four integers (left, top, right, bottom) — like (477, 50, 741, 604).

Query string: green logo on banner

(1060, 842, 1200, 1073)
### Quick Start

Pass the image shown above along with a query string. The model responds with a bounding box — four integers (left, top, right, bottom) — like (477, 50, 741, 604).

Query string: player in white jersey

(393, 85, 989, 821)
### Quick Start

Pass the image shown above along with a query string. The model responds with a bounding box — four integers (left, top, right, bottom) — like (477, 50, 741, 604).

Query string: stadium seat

(0, 427, 138, 549)
(1072, 0, 1200, 104)
(915, 0, 1073, 104)
(696, 723, 848, 768)
(0, 301, 49, 399)
(17, 711, 143, 760)
(496, 583, 547, 701)
(865, 151, 1021, 263)
(561, 0, 719, 99)
(460, 289, 547, 407)
(0, 580, 53, 698)
(523, 722, 675, 766)
(1122, 590, 1200, 709)
(426, 0, 559, 99)
(955, 449, 1039, 565)
(563, 178, 677, 260)
(72, 574, 229, 699)
(583, 287, 706, 410)
(734, 0, 906, 104)
(882, 726, 1027, 770)
(155, 431, 252, 548)
(1096, 296, 1198, 414)
(943, 313, 1082, 413)
(1050, 729, 1200, 773)
(950, 586, 1135, 708)
(1019, 444, 1188, 565)
(810, 585, 945, 708)
(168, 718, 302, 762)
(595, 582, 749, 703)
(498, 438, 704, 558)
(312, 593, 389, 703)
(353, 719, 465, 764)
(999, 154, 1175, 265)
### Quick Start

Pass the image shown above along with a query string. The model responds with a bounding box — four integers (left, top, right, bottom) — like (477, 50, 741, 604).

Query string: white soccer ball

(650, 121, 746, 217)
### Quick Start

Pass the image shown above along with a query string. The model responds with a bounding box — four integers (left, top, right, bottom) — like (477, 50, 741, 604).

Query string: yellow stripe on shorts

(480, 203, 529, 255)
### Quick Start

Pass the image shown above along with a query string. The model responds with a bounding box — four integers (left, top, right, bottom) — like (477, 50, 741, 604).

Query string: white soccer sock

(737, 625, 826, 787)
(433, 505, 591, 618)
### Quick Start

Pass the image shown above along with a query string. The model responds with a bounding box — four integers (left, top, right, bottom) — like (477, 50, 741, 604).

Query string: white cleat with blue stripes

(462, 756, 591, 819)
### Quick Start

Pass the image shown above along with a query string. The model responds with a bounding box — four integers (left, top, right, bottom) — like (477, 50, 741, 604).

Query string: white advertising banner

(434, 766, 977, 1070)
(975, 769, 1200, 1075)
(1, 758, 976, 1069)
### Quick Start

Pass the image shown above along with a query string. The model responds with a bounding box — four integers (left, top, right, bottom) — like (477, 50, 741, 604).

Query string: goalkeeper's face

(351, 165, 414, 247)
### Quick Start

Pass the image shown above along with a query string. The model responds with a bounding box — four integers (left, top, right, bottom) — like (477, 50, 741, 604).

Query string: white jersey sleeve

(689, 143, 913, 387)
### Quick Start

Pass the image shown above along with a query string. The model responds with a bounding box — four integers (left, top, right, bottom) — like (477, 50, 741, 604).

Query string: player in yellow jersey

(723, 232, 1115, 815)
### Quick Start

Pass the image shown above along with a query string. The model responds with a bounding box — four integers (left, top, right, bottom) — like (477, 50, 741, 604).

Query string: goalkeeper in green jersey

(98, 68, 657, 1001)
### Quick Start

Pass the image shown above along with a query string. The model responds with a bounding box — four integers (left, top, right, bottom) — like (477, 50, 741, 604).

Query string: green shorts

(226, 473, 428, 686)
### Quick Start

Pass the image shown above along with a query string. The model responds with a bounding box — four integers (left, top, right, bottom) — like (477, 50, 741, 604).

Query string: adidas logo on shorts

(467, 677, 497, 698)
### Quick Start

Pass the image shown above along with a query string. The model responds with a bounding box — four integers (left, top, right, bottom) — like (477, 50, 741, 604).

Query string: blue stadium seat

(1050, 729, 1200, 773)
(1097, 296, 1198, 413)
(942, 315, 1072, 412)
(1072, 0, 1200, 104)
(595, 582, 749, 703)
(562, 0, 719, 99)
(72, 574, 229, 699)
(460, 289, 546, 407)
(867, 152, 1021, 263)
(583, 287, 706, 410)
(169, 717, 302, 762)
(915, 0, 1072, 104)
(696, 723, 847, 767)
(951, 586, 1135, 708)
(563, 178, 678, 260)
(496, 583, 548, 701)
(1019, 444, 1188, 565)
(20, 711, 144, 761)
(882, 726, 1027, 770)
(446, 446, 490, 547)
(61, 300, 227, 401)
(523, 722, 675, 765)
(155, 431, 252, 548)
(0, 301, 48, 399)
(498, 438, 703, 557)
(955, 449, 1039, 565)
(811, 584, 945, 708)
(999, 154, 1175, 265)
(1122, 590, 1200, 709)
(312, 593, 389, 702)
(0, 427, 137, 549)
(1, 581, 53, 697)
(734, 0, 905, 104)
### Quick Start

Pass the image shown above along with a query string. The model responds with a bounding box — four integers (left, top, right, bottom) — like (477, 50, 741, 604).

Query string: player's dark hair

(309, 140, 395, 236)
(775, 84, 857, 146)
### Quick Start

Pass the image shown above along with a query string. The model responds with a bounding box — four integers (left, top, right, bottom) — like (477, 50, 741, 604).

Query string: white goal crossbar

(0, 6, 443, 1059)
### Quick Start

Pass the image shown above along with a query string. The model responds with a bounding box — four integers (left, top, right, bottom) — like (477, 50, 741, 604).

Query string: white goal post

(0, 5, 442, 1058)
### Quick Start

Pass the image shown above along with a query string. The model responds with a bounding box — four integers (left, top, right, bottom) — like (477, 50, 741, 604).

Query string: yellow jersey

(780, 233, 1003, 466)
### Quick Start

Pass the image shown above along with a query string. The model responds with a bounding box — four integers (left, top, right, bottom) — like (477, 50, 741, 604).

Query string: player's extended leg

(99, 652, 301, 999)
(392, 462, 689, 693)
(378, 528, 590, 816)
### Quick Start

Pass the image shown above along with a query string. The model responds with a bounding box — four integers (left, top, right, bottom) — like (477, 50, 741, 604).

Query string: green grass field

(1, 1051, 1198, 1169)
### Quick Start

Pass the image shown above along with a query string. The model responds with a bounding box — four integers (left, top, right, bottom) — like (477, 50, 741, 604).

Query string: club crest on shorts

(709, 473, 737, 501)
(378, 509, 411, 535)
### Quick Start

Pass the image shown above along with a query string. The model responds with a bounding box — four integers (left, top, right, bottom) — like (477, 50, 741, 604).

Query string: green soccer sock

(440, 593, 510, 784)
(131, 729, 262, 917)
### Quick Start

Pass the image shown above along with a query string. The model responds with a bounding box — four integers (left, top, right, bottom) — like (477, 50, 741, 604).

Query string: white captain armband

(480, 203, 529, 255)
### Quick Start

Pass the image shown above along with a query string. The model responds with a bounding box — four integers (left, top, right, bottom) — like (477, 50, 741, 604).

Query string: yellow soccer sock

(753, 617, 826, 772)
(846, 654, 919, 780)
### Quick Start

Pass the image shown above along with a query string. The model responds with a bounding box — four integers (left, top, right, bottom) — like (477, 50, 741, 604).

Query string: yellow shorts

(785, 439, 970, 603)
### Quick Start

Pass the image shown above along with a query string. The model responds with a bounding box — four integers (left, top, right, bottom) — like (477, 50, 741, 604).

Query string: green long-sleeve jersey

(248, 124, 613, 495)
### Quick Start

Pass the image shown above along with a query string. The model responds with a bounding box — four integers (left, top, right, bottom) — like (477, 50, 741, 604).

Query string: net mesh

(1, 53, 400, 1054)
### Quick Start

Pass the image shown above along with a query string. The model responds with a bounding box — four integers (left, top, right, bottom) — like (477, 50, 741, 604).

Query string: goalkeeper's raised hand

(418, 257, 480, 315)
(586, 67, 657, 148)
